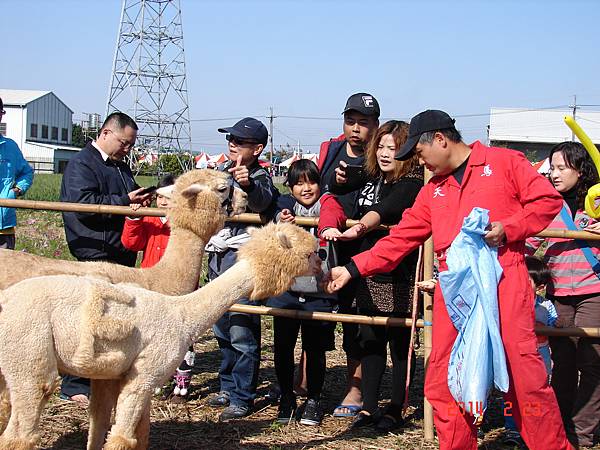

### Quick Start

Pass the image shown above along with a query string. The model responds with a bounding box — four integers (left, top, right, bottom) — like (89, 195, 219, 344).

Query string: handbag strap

(559, 205, 600, 279)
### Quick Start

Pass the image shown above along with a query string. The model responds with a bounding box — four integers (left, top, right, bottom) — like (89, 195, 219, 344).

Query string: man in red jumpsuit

(328, 110, 573, 450)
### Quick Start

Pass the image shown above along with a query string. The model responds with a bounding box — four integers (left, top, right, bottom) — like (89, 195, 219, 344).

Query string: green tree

(72, 123, 85, 148)
(157, 153, 193, 176)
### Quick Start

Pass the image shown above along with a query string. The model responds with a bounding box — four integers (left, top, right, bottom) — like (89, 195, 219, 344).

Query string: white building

(488, 107, 600, 161)
(0, 89, 81, 173)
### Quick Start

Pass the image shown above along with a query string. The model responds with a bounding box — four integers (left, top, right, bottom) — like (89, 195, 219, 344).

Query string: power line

(272, 124, 298, 143)
(188, 105, 575, 123)
(189, 116, 262, 122)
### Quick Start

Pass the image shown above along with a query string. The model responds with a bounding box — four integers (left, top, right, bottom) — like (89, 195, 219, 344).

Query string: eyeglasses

(226, 134, 258, 147)
(107, 129, 135, 150)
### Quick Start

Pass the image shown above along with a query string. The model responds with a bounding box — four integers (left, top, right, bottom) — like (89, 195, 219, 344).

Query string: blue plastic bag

(439, 207, 509, 419)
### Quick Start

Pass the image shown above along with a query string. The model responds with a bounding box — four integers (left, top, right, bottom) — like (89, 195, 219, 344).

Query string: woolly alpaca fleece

(0, 169, 246, 449)
(0, 222, 318, 450)
(240, 222, 320, 300)
(0, 169, 247, 294)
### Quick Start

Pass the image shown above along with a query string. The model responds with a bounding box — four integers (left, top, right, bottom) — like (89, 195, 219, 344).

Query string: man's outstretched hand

(325, 266, 352, 293)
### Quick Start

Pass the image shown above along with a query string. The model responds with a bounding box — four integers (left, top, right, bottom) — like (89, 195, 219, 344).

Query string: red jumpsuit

(352, 141, 573, 450)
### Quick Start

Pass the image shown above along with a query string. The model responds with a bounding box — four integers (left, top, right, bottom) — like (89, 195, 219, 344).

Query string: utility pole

(571, 94, 577, 141)
(268, 107, 275, 164)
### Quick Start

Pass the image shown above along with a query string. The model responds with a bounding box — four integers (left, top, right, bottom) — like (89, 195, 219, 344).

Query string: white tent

(195, 152, 210, 169)
(279, 153, 319, 168)
(279, 155, 300, 168)
(138, 152, 158, 165)
(303, 153, 319, 164)
(209, 153, 229, 165)
(532, 158, 550, 175)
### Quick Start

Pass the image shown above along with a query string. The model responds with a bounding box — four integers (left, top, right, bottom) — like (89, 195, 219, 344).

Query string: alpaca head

(158, 170, 247, 238)
(237, 222, 320, 300)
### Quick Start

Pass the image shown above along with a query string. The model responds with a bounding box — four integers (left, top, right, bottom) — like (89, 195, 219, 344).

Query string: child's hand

(416, 279, 437, 293)
(129, 203, 142, 211)
(228, 155, 250, 187)
(321, 228, 342, 241)
(279, 209, 295, 223)
(337, 223, 366, 241)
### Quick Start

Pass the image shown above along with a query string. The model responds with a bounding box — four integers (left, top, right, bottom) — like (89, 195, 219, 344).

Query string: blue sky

(2, 0, 600, 154)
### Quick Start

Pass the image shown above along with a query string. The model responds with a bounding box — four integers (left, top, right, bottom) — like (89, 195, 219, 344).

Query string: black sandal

(375, 413, 404, 432)
(351, 411, 376, 429)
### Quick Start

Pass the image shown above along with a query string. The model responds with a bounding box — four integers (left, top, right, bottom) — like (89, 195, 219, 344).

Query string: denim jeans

(213, 310, 261, 407)
(208, 248, 261, 408)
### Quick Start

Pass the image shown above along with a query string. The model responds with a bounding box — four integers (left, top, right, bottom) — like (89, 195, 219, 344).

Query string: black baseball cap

(218, 117, 268, 147)
(395, 110, 456, 160)
(342, 93, 380, 118)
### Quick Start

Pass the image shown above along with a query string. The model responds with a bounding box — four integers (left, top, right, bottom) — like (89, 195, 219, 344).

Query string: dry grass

(34, 324, 598, 450)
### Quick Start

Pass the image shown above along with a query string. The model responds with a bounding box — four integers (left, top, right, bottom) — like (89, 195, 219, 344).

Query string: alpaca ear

(247, 226, 257, 237)
(156, 184, 174, 198)
(180, 183, 208, 198)
(276, 231, 293, 249)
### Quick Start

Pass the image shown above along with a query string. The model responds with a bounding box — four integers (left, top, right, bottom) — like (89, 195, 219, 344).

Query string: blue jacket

(60, 142, 138, 266)
(439, 207, 509, 418)
(0, 135, 33, 230)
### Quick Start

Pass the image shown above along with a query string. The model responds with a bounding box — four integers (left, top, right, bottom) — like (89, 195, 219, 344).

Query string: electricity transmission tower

(106, 0, 193, 173)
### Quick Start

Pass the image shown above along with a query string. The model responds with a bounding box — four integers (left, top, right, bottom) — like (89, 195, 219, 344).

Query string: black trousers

(273, 316, 333, 400)
(357, 316, 414, 416)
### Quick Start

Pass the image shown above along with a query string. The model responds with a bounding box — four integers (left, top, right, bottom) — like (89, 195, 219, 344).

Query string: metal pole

(269, 107, 274, 164)
(572, 94, 577, 141)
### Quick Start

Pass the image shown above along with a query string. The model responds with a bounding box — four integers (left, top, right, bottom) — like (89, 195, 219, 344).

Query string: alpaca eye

(217, 186, 228, 193)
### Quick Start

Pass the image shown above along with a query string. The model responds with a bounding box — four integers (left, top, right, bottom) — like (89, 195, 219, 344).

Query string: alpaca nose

(308, 253, 322, 276)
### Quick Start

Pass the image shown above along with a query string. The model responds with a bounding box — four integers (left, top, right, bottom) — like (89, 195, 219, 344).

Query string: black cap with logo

(342, 93, 380, 118)
(218, 117, 269, 147)
(395, 110, 456, 160)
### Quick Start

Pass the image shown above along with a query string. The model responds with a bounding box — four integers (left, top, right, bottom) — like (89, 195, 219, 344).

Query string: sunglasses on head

(226, 134, 259, 146)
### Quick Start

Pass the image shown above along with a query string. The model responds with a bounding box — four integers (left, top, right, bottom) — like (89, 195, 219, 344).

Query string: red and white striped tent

(194, 152, 210, 169)
(209, 153, 229, 165)
(532, 158, 550, 175)
(138, 153, 158, 165)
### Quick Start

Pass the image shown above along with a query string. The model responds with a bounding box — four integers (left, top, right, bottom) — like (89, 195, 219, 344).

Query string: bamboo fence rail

(3, 198, 600, 241)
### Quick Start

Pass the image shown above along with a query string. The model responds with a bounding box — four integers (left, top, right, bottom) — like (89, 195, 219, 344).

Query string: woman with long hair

(337, 120, 423, 431)
(527, 141, 600, 447)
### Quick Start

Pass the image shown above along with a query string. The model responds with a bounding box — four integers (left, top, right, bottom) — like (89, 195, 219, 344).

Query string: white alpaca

(0, 222, 319, 450)
(0, 169, 247, 448)
(0, 169, 247, 294)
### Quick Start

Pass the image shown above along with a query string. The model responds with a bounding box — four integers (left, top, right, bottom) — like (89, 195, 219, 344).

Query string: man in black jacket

(318, 93, 380, 418)
(59, 112, 153, 402)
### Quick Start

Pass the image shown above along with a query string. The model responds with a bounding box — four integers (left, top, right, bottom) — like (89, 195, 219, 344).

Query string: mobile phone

(342, 163, 364, 178)
(139, 185, 158, 195)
